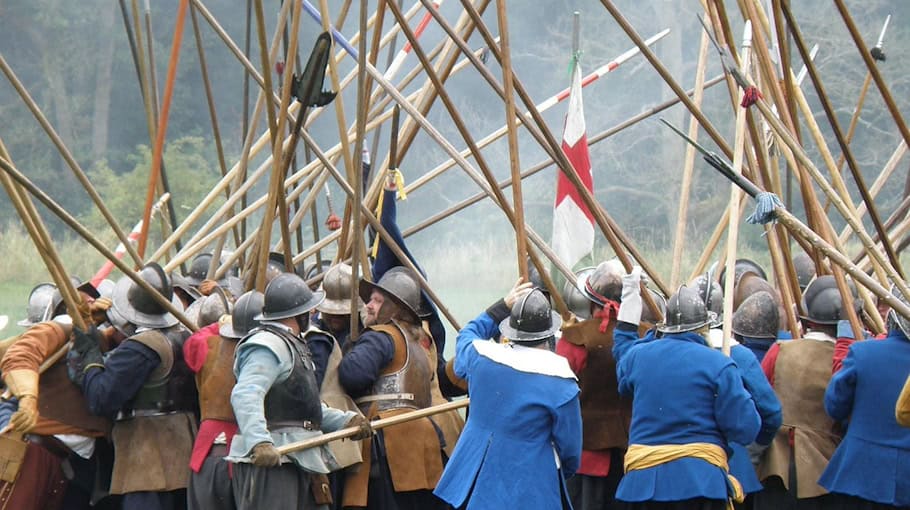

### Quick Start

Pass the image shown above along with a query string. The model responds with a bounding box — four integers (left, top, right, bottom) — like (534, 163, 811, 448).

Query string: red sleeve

(761, 342, 780, 386)
(832, 337, 855, 374)
(183, 323, 220, 373)
(556, 339, 588, 375)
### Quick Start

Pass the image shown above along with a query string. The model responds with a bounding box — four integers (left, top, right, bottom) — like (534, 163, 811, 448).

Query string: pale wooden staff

(277, 399, 469, 455)
(838, 141, 907, 245)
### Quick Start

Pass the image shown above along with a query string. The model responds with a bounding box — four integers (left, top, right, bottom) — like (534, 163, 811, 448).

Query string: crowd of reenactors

(3, 181, 910, 510)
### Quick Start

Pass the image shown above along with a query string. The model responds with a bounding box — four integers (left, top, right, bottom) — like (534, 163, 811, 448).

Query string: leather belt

(25, 434, 72, 460)
(115, 409, 181, 421)
(267, 420, 319, 431)
(355, 393, 415, 404)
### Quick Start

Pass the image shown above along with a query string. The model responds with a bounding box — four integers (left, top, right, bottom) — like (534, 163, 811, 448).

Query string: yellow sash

(625, 443, 743, 509)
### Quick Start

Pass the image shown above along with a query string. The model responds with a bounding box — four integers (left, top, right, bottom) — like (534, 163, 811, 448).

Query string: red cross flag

(551, 60, 594, 269)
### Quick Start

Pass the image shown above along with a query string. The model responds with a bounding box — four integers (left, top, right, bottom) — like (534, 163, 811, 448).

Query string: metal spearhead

(292, 31, 337, 107)
(871, 14, 890, 62)
(697, 15, 749, 89)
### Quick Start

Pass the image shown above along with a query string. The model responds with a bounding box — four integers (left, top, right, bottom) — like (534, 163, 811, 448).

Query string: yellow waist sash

(625, 443, 743, 509)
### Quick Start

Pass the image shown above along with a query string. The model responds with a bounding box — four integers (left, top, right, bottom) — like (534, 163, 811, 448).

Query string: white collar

(473, 340, 577, 380)
(708, 328, 739, 350)
(804, 330, 835, 343)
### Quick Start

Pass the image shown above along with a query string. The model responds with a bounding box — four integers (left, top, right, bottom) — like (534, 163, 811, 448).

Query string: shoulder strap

(128, 330, 174, 383)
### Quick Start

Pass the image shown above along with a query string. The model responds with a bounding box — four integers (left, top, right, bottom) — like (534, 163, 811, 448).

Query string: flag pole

(498, 0, 529, 281)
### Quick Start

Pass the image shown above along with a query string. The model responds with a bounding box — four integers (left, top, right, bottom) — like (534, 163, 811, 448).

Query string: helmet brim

(359, 279, 419, 322)
(316, 297, 358, 316)
(111, 276, 184, 329)
(498, 311, 562, 342)
(254, 290, 325, 321)
(657, 311, 716, 334)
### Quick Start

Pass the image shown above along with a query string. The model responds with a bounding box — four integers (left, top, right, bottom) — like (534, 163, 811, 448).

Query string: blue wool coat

(613, 323, 761, 502)
(433, 312, 582, 510)
(819, 329, 910, 506)
(728, 344, 782, 493)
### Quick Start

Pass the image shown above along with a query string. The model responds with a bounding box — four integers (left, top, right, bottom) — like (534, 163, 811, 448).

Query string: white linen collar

(473, 340, 577, 380)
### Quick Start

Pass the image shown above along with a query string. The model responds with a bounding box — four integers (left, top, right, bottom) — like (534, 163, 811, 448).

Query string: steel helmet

(499, 288, 562, 343)
(184, 253, 213, 286)
(316, 263, 357, 316)
(563, 267, 596, 319)
(256, 272, 325, 321)
(658, 285, 713, 334)
(111, 262, 184, 329)
(18, 283, 57, 327)
(220, 290, 265, 339)
(582, 260, 624, 307)
(799, 275, 860, 325)
(732, 290, 779, 339)
(358, 268, 422, 322)
(792, 252, 816, 291)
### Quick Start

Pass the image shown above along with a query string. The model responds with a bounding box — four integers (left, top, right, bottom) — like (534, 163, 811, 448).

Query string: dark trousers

(0, 441, 67, 510)
(187, 445, 234, 510)
(753, 477, 841, 510)
(232, 462, 325, 510)
(830, 494, 910, 510)
(122, 490, 187, 510)
(566, 449, 625, 510)
(365, 431, 449, 510)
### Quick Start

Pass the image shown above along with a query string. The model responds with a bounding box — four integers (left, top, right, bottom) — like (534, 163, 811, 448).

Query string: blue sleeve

(731, 345, 782, 445)
(372, 188, 425, 281)
(453, 312, 499, 380)
(825, 345, 857, 422)
(714, 362, 762, 445)
(82, 340, 160, 418)
(306, 332, 334, 389)
(613, 322, 643, 397)
(338, 330, 394, 397)
(0, 399, 17, 429)
(552, 393, 583, 479)
(232, 346, 284, 448)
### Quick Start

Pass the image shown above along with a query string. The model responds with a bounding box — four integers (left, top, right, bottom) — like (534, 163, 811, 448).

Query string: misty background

(0, 0, 908, 341)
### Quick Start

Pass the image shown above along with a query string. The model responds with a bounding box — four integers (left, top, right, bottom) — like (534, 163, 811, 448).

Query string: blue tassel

(746, 192, 784, 225)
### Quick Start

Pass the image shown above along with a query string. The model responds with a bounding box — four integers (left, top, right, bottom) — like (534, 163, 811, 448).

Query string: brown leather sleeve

(1, 322, 67, 373)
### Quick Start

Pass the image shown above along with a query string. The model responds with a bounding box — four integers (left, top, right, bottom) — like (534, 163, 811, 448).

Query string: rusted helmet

(733, 273, 777, 312)
(198, 290, 232, 328)
(359, 267, 421, 322)
(316, 263, 358, 316)
(563, 267, 596, 319)
(640, 289, 668, 327)
(719, 258, 767, 291)
(220, 290, 264, 339)
(582, 260, 623, 307)
(111, 263, 184, 329)
(792, 252, 816, 291)
(256, 272, 325, 321)
(732, 291, 779, 339)
(658, 285, 712, 334)
(18, 283, 57, 327)
(499, 288, 562, 343)
(800, 275, 860, 325)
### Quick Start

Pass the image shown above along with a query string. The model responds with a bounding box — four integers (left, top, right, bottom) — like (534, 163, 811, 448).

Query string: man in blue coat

(434, 281, 582, 509)
(819, 285, 910, 509)
(613, 269, 761, 510)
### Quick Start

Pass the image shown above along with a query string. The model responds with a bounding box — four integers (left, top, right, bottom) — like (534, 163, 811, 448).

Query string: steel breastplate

(258, 325, 323, 428)
(358, 321, 432, 413)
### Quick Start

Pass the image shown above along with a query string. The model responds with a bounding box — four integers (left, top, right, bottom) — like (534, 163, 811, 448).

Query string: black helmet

(171, 272, 202, 304)
(888, 283, 910, 337)
(18, 283, 57, 327)
(256, 272, 325, 321)
(732, 291, 779, 339)
(359, 268, 421, 322)
(111, 263, 184, 329)
(185, 253, 213, 286)
(221, 290, 265, 339)
(719, 258, 767, 291)
(498, 288, 562, 343)
(800, 275, 860, 325)
(316, 263, 356, 316)
(563, 267, 596, 319)
(658, 285, 713, 334)
(51, 278, 101, 318)
(792, 252, 816, 291)
(640, 289, 668, 327)
(582, 260, 623, 307)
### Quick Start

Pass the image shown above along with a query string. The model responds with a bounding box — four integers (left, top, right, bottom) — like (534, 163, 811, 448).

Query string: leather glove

(88, 298, 113, 325)
(345, 414, 373, 440)
(66, 327, 104, 388)
(617, 267, 643, 325)
(251, 442, 282, 467)
(198, 279, 219, 296)
(9, 396, 38, 434)
(3, 369, 39, 433)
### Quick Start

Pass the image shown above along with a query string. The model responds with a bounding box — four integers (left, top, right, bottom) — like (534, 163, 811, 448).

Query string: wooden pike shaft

(350, 0, 368, 340)
(278, 398, 469, 455)
(838, 142, 907, 245)
(459, 0, 667, 313)
(0, 54, 143, 268)
(780, 0, 903, 280)
(299, 129, 461, 330)
(496, 0, 529, 281)
(0, 156, 196, 332)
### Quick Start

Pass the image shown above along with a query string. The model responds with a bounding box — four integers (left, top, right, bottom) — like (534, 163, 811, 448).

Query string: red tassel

(275, 61, 285, 75)
(325, 213, 342, 231)
(593, 300, 620, 334)
(741, 86, 763, 108)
